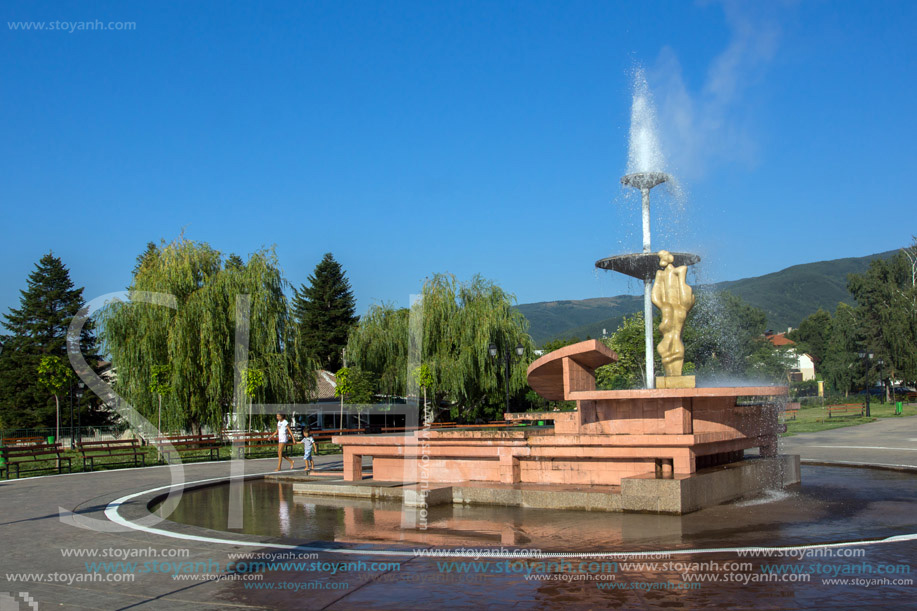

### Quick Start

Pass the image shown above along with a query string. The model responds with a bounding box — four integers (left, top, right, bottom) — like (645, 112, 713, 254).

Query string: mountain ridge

(516, 250, 898, 345)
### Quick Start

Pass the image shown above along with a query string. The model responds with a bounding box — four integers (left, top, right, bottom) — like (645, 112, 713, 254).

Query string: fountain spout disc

(595, 252, 700, 280)
(621, 172, 671, 190)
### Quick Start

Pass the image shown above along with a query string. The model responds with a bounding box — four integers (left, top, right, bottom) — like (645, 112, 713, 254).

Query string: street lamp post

(75, 381, 85, 443)
(489, 341, 525, 415)
(877, 358, 886, 404)
(858, 351, 875, 417)
(69, 379, 74, 448)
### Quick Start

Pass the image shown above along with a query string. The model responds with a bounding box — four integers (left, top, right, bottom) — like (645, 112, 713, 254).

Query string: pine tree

(0, 253, 98, 429)
(292, 253, 358, 372)
(225, 253, 245, 270)
(133, 241, 160, 275)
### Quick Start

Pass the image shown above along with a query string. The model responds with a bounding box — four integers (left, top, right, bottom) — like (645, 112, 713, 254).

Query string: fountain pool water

(153, 465, 916, 552)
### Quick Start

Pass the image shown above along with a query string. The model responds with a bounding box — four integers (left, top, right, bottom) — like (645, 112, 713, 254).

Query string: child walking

(302, 428, 316, 473)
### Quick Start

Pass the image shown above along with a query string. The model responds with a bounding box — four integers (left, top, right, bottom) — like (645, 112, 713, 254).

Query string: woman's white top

(277, 419, 290, 443)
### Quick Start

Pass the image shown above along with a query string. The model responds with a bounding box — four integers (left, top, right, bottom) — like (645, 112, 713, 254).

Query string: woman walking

(270, 413, 296, 471)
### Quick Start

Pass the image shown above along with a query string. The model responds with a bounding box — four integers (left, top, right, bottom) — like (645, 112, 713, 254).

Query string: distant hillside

(516, 296, 642, 345)
(712, 251, 896, 333)
(517, 250, 898, 346)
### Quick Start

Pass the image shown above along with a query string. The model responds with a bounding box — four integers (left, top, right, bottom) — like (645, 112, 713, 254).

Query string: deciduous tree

(849, 252, 917, 385)
(787, 309, 833, 366)
(36, 355, 72, 441)
(347, 274, 533, 421)
(101, 238, 311, 435)
(821, 303, 859, 396)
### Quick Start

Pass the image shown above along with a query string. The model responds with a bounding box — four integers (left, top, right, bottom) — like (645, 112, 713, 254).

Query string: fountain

(317, 72, 800, 515)
(597, 71, 700, 389)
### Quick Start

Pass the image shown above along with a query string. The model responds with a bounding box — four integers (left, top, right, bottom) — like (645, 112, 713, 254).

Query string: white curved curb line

(105, 472, 917, 559)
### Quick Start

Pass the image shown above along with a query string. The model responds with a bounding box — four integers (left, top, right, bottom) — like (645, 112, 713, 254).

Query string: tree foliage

(241, 367, 265, 400)
(787, 241, 917, 396)
(37, 354, 72, 440)
(540, 337, 582, 353)
(292, 253, 358, 372)
(148, 364, 172, 397)
(100, 238, 312, 434)
(787, 308, 833, 365)
(592, 291, 794, 388)
(595, 314, 661, 389)
(820, 303, 859, 395)
(36, 354, 71, 390)
(849, 250, 917, 383)
(685, 291, 770, 379)
(412, 364, 434, 391)
(346, 273, 534, 421)
(335, 366, 375, 404)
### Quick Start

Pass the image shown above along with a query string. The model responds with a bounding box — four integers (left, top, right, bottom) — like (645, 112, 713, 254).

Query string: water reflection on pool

(153, 466, 917, 552)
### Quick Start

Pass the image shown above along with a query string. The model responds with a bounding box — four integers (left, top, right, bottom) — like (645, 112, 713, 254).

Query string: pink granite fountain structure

(327, 338, 798, 514)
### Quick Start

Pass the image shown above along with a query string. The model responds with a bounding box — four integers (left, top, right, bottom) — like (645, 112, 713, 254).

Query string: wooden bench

(907, 392, 917, 403)
(827, 404, 864, 418)
(77, 439, 146, 472)
(2, 436, 47, 446)
(152, 434, 221, 463)
(783, 402, 801, 421)
(1, 443, 72, 479)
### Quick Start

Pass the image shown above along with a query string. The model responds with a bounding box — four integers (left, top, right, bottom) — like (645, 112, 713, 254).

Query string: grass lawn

(784, 400, 917, 436)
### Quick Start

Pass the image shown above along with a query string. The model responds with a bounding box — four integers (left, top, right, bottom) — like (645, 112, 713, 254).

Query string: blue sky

(2, 0, 915, 318)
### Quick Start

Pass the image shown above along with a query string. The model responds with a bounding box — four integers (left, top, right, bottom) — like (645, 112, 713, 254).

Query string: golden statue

(651, 250, 695, 379)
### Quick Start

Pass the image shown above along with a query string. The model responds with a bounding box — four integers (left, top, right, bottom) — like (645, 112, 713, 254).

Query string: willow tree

(101, 239, 312, 434)
(346, 304, 409, 398)
(346, 273, 534, 421)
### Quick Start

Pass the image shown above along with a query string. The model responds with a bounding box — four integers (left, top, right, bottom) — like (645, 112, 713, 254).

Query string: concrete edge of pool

(265, 454, 800, 514)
